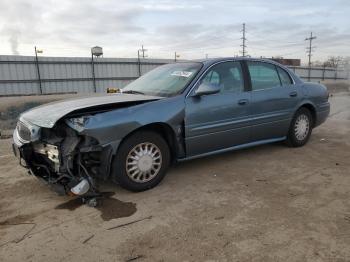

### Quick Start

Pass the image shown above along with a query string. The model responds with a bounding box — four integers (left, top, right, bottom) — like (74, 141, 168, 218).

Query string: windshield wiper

(122, 90, 145, 95)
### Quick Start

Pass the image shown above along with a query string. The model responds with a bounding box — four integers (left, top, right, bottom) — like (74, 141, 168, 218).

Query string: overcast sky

(1, 0, 349, 63)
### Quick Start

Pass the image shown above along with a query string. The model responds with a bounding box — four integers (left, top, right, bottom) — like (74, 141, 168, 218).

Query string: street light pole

(137, 50, 141, 77)
(34, 46, 43, 94)
(90, 46, 103, 92)
(91, 52, 97, 93)
(174, 52, 180, 62)
(137, 46, 147, 77)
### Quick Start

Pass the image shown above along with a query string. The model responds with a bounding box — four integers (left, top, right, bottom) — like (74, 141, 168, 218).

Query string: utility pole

(137, 45, 147, 77)
(305, 32, 317, 67)
(240, 23, 247, 57)
(305, 32, 317, 81)
(140, 45, 147, 58)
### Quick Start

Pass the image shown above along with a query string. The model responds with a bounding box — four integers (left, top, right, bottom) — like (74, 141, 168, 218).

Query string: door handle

(289, 91, 298, 97)
(238, 99, 248, 105)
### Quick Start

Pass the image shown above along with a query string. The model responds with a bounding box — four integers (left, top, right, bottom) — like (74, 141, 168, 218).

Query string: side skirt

(178, 137, 286, 162)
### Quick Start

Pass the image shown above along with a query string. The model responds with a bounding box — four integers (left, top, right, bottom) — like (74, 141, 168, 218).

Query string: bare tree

(324, 56, 344, 68)
(312, 60, 325, 67)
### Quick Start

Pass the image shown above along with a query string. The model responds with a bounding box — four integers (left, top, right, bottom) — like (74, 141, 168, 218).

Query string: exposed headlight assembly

(16, 118, 41, 143)
(65, 116, 90, 132)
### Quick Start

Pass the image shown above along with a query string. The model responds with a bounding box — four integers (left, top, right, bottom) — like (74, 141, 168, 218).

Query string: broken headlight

(16, 119, 41, 143)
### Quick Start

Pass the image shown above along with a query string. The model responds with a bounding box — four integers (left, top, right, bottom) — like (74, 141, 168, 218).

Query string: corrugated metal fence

(0, 55, 348, 96)
(0, 55, 173, 95)
(289, 66, 348, 83)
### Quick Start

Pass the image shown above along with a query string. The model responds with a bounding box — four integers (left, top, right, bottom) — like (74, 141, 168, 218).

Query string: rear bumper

(315, 102, 330, 127)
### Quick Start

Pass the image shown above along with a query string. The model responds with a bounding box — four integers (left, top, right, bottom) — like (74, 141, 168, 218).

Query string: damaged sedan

(13, 58, 330, 197)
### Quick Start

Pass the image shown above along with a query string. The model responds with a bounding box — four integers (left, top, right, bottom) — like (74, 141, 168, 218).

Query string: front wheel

(111, 131, 170, 192)
(286, 108, 313, 147)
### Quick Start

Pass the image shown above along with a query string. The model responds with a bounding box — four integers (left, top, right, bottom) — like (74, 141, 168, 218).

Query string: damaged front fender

(13, 94, 186, 197)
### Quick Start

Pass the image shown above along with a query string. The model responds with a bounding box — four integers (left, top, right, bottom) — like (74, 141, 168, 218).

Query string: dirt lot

(0, 94, 80, 136)
(0, 92, 350, 262)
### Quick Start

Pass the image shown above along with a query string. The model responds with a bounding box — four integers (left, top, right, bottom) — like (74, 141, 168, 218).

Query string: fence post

(334, 67, 337, 81)
(322, 64, 326, 81)
(34, 46, 43, 94)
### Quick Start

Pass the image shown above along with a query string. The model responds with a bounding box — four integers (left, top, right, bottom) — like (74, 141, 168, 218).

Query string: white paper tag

(171, 71, 193, 77)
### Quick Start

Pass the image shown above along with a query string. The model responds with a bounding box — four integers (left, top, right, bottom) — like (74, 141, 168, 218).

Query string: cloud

(142, 1, 203, 11)
(0, 0, 45, 55)
(0, 0, 349, 62)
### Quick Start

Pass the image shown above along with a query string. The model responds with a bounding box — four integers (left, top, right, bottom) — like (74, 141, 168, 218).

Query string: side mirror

(194, 83, 220, 97)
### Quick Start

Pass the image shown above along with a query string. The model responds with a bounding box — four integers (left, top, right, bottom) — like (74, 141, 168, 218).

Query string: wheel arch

(117, 122, 180, 163)
(296, 102, 317, 127)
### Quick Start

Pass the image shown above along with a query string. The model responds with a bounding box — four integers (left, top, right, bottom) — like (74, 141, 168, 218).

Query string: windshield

(122, 62, 202, 97)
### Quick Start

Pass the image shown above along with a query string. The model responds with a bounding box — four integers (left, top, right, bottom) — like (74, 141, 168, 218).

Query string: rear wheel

(111, 131, 170, 192)
(286, 108, 313, 147)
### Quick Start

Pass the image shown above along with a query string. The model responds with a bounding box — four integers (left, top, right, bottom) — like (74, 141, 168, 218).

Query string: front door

(184, 61, 252, 157)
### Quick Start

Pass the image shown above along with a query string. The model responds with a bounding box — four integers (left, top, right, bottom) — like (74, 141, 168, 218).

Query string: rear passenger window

(247, 62, 281, 91)
(277, 67, 293, 85)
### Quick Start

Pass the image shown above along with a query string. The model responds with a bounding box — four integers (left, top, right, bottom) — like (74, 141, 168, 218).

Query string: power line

(305, 32, 317, 67)
(240, 23, 247, 57)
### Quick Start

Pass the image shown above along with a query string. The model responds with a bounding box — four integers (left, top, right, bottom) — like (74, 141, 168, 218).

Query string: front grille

(17, 121, 31, 141)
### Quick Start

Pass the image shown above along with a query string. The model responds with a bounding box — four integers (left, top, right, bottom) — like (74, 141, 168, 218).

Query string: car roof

(194, 57, 280, 65)
(189, 57, 302, 84)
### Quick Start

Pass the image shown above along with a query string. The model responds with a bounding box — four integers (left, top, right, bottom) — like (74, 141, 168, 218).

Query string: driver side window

(203, 71, 220, 86)
(201, 62, 244, 93)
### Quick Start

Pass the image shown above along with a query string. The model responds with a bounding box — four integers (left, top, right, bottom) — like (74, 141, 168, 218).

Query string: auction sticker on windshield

(171, 71, 193, 77)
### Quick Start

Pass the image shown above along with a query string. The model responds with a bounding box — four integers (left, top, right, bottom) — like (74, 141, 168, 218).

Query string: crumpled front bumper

(12, 128, 29, 168)
(12, 128, 74, 195)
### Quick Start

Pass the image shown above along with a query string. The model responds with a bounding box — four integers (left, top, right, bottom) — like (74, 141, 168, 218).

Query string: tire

(111, 131, 170, 192)
(286, 107, 313, 147)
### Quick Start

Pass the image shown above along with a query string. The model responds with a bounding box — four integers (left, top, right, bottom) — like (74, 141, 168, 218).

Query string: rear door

(184, 61, 252, 157)
(246, 61, 301, 141)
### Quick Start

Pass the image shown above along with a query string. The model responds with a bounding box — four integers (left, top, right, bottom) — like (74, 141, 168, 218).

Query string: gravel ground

(0, 92, 349, 262)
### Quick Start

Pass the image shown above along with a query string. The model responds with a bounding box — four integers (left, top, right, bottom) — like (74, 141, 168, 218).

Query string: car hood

(20, 93, 163, 128)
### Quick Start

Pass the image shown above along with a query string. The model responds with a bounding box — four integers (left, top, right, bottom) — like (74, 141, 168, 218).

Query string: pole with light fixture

(137, 45, 147, 77)
(91, 46, 103, 92)
(34, 46, 43, 94)
(174, 52, 180, 62)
